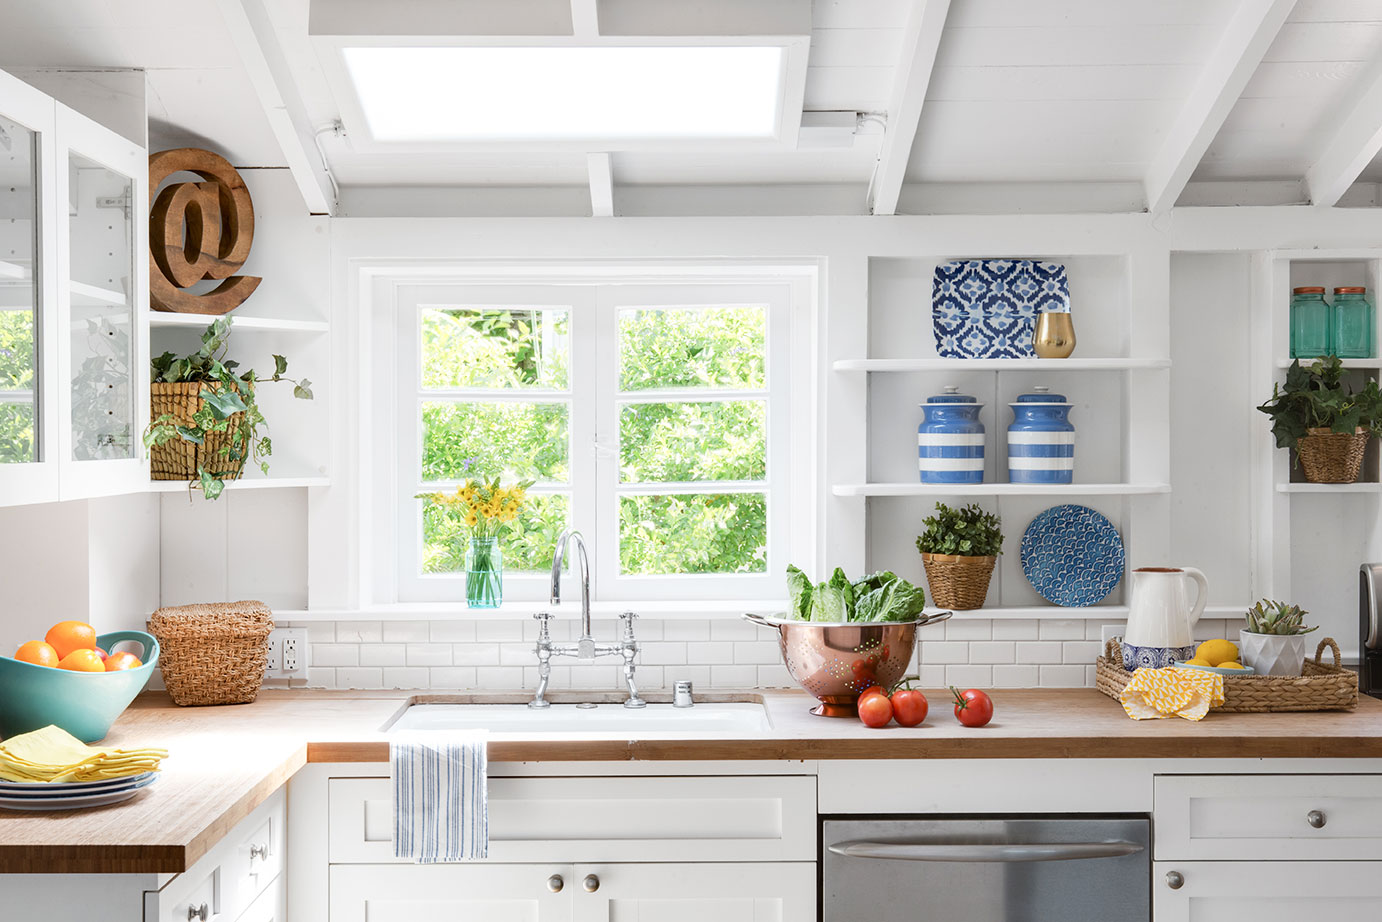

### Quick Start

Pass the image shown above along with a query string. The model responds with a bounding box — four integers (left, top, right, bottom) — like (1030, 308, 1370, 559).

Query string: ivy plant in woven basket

(1239, 599, 1318, 678)
(914, 502, 1003, 610)
(142, 318, 313, 499)
(1257, 355, 1382, 483)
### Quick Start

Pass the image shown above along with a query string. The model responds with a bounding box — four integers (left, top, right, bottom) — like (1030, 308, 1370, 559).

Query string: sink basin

(389, 702, 771, 734)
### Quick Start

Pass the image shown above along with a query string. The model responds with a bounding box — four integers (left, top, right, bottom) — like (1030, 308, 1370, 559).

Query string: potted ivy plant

(1239, 599, 1318, 677)
(143, 318, 312, 499)
(1257, 355, 1382, 483)
(914, 502, 1003, 610)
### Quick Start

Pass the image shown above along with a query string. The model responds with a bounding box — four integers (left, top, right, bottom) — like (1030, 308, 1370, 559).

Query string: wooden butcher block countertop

(3, 687, 1382, 874)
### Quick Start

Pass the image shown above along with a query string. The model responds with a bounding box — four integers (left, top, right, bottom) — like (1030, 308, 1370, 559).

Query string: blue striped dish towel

(390, 730, 489, 862)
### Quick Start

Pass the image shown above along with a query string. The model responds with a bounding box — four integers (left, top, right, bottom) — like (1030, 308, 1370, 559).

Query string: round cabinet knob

(583, 874, 601, 893)
(187, 903, 210, 922)
(547, 875, 564, 893)
(1308, 809, 1327, 828)
(249, 843, 268, 861)
(1165, 871, 1185, 890)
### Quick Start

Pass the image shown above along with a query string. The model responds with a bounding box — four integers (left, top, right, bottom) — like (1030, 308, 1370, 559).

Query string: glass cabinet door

(0, 113, 39, 465)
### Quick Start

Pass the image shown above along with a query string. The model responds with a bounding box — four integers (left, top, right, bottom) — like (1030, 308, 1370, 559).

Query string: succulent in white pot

(1239, 600, 1317, 677)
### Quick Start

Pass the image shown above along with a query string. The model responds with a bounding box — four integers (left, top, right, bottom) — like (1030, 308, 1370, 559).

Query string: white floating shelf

(947, 605, 1129, 620)
(147, 474, 329, 493)
(833, 358, 1171, 372)
(0, 259, 31, 281)
(69, 280, 128, 307)
(1275, 357, 1382, 369)
(1277, 482, 1382, 493)
(148, 312, 329, 334)
(833, 482, 1171, 497)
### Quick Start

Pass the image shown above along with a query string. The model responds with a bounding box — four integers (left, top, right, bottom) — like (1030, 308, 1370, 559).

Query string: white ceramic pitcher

(1124, 567, 1208, 649)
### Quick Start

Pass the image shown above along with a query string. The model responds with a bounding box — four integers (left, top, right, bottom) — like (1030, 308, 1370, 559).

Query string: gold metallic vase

(1033, 311, 1076, 358)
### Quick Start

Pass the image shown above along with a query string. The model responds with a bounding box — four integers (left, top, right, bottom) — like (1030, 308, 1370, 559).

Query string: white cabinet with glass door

(0, 69, 59, 506)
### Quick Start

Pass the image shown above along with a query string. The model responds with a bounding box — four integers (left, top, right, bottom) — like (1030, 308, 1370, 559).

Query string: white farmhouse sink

(389, 702, 771, 734)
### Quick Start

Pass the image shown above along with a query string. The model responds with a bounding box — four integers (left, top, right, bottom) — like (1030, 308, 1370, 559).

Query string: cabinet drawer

(147, 864, 220, 922)
(1154, 774, 1382, 860)
(328, 775, 816, 863)
(227, 792, 285, 913)
(237, 875, 284, 922)
(1153, 861, 1382, 918)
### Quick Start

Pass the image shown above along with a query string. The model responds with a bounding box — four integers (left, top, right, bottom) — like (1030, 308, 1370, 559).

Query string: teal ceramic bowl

(0, 631, 159, 743)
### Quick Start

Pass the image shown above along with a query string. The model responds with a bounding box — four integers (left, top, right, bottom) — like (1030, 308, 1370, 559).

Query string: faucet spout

(550, 528, 593, 654)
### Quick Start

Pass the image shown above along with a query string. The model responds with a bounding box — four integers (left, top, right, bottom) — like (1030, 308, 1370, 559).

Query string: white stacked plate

(0, 772, 158, 811)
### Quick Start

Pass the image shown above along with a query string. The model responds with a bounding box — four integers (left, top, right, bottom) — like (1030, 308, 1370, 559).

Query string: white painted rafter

(215, 0, 336, 214)
(588, 152, 614, 217)
(1305, 58, 1382, 206)
(570, 0, 599, 37)
(869, 0, 951, 216)
(1143, 0, 1296, 215)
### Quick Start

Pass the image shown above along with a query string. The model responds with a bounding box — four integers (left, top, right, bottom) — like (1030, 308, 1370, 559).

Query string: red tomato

(951, 687, 994, 728)
(857, 692, 893, 728)
(891, 689, 928, 727)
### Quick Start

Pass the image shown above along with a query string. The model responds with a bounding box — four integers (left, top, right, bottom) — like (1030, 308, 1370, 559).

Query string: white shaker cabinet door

(329, 864, 574, 922)
(573, 862, 815, 922)
(1153, 861, 1382, 920)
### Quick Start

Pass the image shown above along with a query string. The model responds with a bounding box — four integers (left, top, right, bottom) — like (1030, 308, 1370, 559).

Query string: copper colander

(744, 611, 952, 717)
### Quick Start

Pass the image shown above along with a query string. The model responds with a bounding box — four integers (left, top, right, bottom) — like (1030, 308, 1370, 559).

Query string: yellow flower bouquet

(418, 478, 534, 608)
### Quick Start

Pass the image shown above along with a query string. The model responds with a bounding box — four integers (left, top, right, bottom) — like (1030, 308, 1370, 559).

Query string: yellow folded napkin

(0, 725, 168, 783)
(1119, 666, 1224, 721)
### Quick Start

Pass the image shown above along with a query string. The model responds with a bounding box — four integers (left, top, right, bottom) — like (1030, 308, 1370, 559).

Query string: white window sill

(273, 599, 789, 622)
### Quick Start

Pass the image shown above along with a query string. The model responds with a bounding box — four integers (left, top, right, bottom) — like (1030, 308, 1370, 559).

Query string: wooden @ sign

(149, 148, 261, 315)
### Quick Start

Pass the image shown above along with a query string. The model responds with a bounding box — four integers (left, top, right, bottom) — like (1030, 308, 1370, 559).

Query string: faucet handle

(619, 610, 639, 638)
(533, 611, 554, 640)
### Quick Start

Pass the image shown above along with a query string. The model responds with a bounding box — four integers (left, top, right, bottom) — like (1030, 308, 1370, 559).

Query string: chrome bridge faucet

(529, 528, 645, 709)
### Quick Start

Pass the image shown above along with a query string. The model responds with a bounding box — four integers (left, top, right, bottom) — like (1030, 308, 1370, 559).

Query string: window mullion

(591, 287, 620, 601)
(568, 286, 603, 599)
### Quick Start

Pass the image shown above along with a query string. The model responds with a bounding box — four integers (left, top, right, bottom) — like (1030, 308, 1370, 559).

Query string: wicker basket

(149, 382, 249, 481)
(1296, 427, 1368, 484)
(148, 601, 273, 706)
(1096, 637, 1357, 713)
(921, 553, 997, 610)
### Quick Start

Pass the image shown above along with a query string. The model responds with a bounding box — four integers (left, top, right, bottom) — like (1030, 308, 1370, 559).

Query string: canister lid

(1335, 286, 1367, 294)
(1292, 286, 1326, 294)
(926, 384, 978, 404)
(1013, 385, 1069, 404)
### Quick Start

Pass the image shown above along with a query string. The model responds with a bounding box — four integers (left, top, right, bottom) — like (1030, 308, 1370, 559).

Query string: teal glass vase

(1290, 286, 1331, 358)
(465, 537, 503, 609)
(1332, 287, 1374, 358)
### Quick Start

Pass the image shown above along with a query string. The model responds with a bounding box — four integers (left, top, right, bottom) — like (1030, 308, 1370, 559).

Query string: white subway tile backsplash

(917, 665, 946, 687)
(921, 641, 970, 664)
(945, 665, 992, 687)
(1037, 619, 1085, 641)
(476, 621, 524, 642)
(568, 666, 620, 689)
(732, 642, 780, 665)
(359, 644, 405, 667)
(968, 641, 1015, 664)
(993, 664, 1040, 687)
(663, 621, 711, 642)
(430, 621, 476, 643)
(757, 665, 793, 687)
(304, 622, 335, 642)
(993, 619, 1040, 641)
(475, 666, 525, 689)
(663, 665, 711, 688)
(686, 642, 734, 664)
(640, 642, 688, 665)
(1062, 641, 1101, 665)
(406, 643, 453, 667)
(1038, 665, 1087, 687)
(453, 642, 501, 666)
(306, 667, 335, 688)
(710, 619, 758, 641)
(1085, 620, 1125, 641)
(336, 621, 383, 644)
(430, 666, 478, 689)
(382, 621, 429, 643)
(944, 619, 992, 641)
(497, 643, 534, 667)
(336, 667, 384, 689)
(382, 667, 430, 689)
(1015, 642, 1062, 665)
(311, 643, 359, 667)
(710, 665, 757, 687)
(635, 665, 663, 689)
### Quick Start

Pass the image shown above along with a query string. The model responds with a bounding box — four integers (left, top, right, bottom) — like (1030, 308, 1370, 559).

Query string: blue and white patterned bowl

(932, 259, 1071, 359)
(1122, 642, 1197, 672)
(1020, 504, 1125, 607)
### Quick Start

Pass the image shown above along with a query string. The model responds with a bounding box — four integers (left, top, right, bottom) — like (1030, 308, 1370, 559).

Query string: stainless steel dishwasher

(823, 817, 1150, 922)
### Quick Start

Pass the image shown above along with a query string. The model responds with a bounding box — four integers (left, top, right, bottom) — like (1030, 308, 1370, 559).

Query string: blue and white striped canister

(1007, 386, 1074, 484)
(918, 386, 985, 485)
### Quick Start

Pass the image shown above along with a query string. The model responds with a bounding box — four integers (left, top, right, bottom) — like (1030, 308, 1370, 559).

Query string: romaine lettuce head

(786, 564, 813, 620)
(811, 584, 849, 622)
(853, 573, 928, 623)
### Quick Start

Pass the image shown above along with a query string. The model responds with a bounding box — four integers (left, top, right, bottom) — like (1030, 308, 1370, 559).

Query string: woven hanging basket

(148, 601, 274, 707)
(1296, 426, 1368, 484)
(921, 553, 997, 610)
(149, 382, 249, 482)
(1096, 638, 1357, 713)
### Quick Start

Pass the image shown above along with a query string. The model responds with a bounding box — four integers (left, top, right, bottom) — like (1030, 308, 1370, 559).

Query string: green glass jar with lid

(1290, 286, 1331, 358)
(1331, 286, 1374, 358)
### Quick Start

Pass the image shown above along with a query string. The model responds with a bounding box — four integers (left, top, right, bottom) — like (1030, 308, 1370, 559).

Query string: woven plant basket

(149, 382, 249, 482)
(1096, 637, 1357, 713)
(148, 601, 273, 707)
(1296, 426, 1368, 484)
(921, 553, 997, 610)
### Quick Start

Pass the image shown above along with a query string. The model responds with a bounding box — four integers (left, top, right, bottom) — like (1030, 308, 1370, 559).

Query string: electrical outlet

(266, 628, 309, 680)
(1101, 624, 1124, 646)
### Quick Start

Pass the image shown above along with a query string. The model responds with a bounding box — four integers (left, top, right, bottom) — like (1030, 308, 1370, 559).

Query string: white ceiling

(3, 0, 1382, 214)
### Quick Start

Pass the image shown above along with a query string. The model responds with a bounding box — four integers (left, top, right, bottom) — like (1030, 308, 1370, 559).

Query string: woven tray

(148, 600, 273, 707)
(1096, 637, 1357, 713)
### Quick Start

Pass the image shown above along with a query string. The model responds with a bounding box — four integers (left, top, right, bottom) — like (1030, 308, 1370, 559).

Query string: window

(392, 279, 802, 603)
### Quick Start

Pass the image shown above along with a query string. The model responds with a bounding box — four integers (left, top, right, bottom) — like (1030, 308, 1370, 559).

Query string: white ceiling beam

(215, 0, 336, 214)
(1143, 0, 1296, 216)
(588, 152, 614, 217)
(1304, 57, 1382, 206)
(869, 0, 951, 216)
(570, 0, 599, 37)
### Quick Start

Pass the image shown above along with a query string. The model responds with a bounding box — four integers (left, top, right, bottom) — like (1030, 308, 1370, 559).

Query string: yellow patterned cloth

(1119, 667, 1225, 721)
(0, 725, 167, 783)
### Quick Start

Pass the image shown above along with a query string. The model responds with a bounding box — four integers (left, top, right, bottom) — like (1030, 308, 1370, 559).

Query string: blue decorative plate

(1020, 504, 1124, 607)
(932, 259, 1070, 358)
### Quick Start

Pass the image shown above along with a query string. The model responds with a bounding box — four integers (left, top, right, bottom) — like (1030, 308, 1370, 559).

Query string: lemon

(1181, 657, 1211, 667)
(1195, 639, 1239, 667)
(1218, 661, 1245, 670)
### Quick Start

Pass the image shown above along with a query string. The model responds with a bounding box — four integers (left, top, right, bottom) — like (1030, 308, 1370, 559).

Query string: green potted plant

(143, 318, 312, 499)
(914, 502, 1003, 610)
(1257, 355, 1382, 483)
(1240, 600, 1318, 677)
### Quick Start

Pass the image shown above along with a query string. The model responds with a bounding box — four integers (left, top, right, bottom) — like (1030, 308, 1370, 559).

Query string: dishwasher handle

(827, 840, 1145, 863)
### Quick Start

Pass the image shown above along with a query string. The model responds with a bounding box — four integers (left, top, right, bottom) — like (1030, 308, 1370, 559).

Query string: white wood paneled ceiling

(5, 0, 1382, 216)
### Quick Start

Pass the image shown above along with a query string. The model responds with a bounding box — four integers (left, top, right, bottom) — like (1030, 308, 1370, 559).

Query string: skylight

(340, 45, 786, 142)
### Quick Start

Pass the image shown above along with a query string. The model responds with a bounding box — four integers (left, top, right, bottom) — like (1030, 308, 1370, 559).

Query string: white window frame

(385, 272, 810, 606)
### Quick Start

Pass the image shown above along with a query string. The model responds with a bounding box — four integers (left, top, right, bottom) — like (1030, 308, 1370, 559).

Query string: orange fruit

(45, 621, 97, 660)
(57, 649, 105, 672)
(104, 651, 142, 671)
(14, 640, 59, 668)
